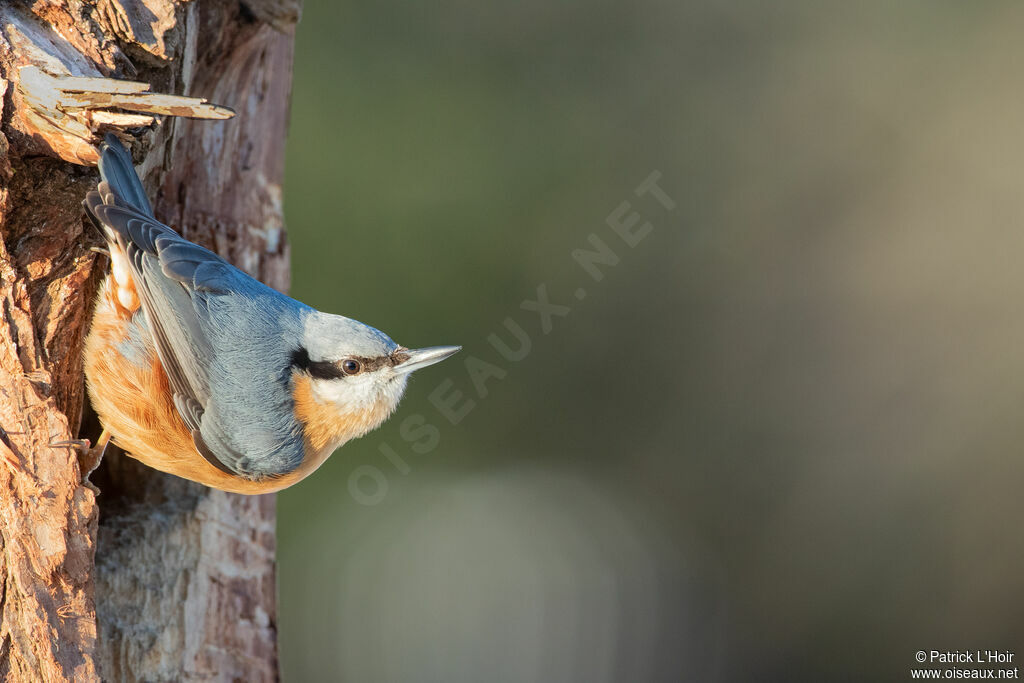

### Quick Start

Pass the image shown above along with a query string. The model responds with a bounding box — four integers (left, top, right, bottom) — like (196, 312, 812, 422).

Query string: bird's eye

(342, 359, 362, 375)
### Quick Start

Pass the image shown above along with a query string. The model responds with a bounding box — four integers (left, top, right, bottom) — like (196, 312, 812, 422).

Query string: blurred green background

(278, 2, 1024, 681)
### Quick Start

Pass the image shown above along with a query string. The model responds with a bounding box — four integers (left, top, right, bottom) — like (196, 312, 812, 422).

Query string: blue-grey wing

(84, 136, 303, 479)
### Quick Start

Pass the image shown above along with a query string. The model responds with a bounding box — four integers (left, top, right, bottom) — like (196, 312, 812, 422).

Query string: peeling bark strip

(0, 0, 300, 680)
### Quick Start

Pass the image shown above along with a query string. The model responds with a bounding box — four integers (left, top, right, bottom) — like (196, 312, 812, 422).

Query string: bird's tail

(95, 133, 153, 217)
(82, 133, 154, 316)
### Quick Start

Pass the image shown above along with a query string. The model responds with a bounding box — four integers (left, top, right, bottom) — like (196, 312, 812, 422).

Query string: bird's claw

(49, 438, 91, 453)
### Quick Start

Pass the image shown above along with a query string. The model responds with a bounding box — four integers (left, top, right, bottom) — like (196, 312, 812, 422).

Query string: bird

(77, 133, 459, 494)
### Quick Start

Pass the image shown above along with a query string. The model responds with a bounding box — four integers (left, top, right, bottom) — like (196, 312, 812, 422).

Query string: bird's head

(291, 310, 459, 451)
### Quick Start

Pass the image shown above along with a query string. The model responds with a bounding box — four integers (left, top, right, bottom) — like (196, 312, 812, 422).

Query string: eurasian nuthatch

(81, 134, 459, 494)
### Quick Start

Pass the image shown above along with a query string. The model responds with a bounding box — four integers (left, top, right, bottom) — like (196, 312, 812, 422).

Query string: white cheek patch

(311, 372, 411, 415)
(311, 375, 371, 408)
(311, 375, 381, 411)
(381, 374, 410, 409)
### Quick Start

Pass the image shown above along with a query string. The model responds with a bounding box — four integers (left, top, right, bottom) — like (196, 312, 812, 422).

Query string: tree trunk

(0, 1, 300, 680)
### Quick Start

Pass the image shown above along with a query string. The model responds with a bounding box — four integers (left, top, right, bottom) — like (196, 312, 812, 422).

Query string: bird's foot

(50, 429, 110, 494)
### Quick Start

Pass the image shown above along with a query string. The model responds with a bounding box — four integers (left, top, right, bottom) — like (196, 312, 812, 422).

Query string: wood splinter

(16, 65, 235, 165)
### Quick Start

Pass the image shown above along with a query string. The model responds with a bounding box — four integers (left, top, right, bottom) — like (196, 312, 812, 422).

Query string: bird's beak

(393, 345, 461, 375)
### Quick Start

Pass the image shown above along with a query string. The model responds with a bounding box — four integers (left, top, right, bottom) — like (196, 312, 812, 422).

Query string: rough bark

(0, 1, 299, 680)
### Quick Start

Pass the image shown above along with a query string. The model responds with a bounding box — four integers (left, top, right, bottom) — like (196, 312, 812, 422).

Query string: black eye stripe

(309, 361, 346, 380)
(291, 348, 345, 380)
(290, 347, 311, 371)
(291, 347, 401, 379)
